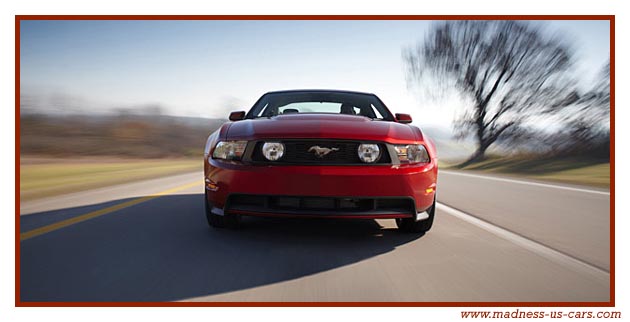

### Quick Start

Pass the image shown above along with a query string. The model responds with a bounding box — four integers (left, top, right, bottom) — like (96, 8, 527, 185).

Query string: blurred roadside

(440, 156, 609, 188)
(426, 125, 610, 188)
(20, 157, 201, 201)
(20, 112, 225, 158)
(19, 112, 222, 201)
(407, 20, 610, 189)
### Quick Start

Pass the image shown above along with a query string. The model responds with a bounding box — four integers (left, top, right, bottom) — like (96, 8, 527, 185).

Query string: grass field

(20, 157, 201, 201)
(444, 156, 610, 187)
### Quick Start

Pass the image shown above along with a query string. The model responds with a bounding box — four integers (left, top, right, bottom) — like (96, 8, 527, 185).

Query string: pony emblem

(308, 146, 340, 158)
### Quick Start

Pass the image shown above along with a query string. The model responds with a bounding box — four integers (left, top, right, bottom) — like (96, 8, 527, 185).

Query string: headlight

(394, 144, 430, 163)
(262, 142, 285, 161)
(212, 141, 247, 160)
(357, 144, 381, 163)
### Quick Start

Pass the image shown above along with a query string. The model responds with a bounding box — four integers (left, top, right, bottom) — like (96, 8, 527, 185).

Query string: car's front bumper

(204, 159, 437, 219)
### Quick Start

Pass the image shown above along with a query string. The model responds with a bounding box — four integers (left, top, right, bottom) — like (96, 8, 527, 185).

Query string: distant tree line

(20, 113, 225, 158)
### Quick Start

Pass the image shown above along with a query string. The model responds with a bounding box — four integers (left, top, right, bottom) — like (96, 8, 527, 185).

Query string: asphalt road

(19, 170, 611, 302)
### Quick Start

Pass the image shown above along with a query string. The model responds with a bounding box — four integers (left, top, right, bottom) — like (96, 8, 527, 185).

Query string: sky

(19, 19, 610, 129)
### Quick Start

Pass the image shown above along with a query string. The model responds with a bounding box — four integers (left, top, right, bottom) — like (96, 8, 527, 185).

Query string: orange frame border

(15, 14, 615, 307)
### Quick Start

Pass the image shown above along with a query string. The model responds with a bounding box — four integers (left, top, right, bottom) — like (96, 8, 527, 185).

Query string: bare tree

(578, 60, 610, 126)
(548, 60, 610, 158)
(404, 21, 578, 163)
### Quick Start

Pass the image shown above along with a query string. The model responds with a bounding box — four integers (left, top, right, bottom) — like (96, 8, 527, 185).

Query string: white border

(2, 1, 626, 322)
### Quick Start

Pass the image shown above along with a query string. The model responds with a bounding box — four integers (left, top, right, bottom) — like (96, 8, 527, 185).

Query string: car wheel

(205, 191, 240, 229)
(396, 197, 435, 233)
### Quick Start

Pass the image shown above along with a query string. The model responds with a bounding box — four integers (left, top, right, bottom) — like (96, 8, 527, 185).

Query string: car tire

(205, 191, 240, 229)
(396, 197, 436, 233)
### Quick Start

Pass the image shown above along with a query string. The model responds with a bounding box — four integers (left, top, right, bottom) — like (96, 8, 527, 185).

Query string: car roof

(264, 89, 377, 96)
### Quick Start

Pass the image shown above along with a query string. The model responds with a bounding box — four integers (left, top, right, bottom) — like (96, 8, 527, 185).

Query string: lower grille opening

(226, 194, 415, 217)
(229, 195, 267, 207)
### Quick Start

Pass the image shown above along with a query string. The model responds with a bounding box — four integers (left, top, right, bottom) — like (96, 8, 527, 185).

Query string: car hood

(226, 114, 421, 143)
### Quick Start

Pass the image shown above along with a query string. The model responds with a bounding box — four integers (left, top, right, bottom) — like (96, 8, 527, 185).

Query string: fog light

(262, 142, 285, 161)
(357, 144, 380, 163)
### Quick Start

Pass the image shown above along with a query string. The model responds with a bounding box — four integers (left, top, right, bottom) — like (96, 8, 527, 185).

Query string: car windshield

(246, 91, 395, 121)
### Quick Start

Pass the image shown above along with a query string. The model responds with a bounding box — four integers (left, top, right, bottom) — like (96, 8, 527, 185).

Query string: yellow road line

(20, 180, 202, 241)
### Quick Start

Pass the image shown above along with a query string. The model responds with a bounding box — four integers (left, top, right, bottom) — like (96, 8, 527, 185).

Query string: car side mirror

(395, 113, 412, 124)
(229, 111, 246, 121)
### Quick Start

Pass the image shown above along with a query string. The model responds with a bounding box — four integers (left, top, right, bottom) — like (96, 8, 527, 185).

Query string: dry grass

(20, 157, 201, 201)
(446, 156, 610, 187)
(528, 163, 610, 187)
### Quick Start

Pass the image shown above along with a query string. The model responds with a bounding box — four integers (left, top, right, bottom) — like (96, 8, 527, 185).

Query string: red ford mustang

(203, 90, 438, 233)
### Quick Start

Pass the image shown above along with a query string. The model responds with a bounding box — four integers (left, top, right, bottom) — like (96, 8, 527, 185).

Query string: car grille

(250, 140, 391, 165)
